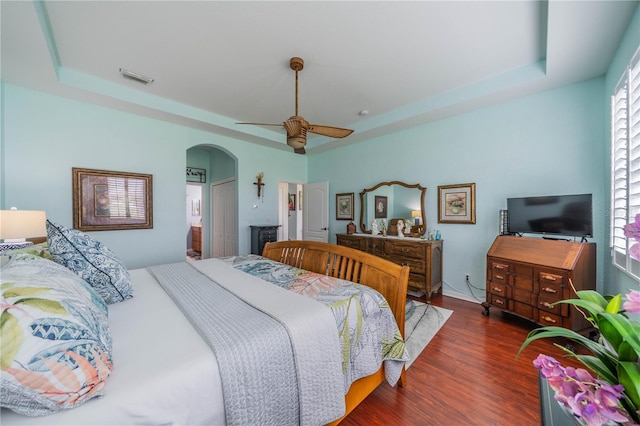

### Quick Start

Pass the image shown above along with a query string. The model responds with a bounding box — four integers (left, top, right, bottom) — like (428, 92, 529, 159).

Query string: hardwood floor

(340, 294, 582, 426)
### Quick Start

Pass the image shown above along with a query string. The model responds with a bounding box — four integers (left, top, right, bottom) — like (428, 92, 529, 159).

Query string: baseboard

(441, 289, 483, 304)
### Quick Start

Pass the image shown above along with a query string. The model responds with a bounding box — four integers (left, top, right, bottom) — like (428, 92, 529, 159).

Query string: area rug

(404, 299, 453, 368)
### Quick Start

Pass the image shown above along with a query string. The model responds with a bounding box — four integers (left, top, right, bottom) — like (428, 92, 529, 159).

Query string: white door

(211, 178, 237, 257)
(278, 182, 288, 241)
(303, 182, 329, 242)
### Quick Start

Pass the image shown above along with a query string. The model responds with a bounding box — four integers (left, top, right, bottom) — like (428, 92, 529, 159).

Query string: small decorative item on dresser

(346, 221, 356, 234)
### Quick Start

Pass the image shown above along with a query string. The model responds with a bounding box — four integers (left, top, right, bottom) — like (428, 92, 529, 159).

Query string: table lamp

(0, 209, 47, 242)
(411, 210, 422, 226)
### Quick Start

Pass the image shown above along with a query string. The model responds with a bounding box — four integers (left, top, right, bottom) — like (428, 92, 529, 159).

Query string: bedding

(220, 254, 408, 388)
(1, 252, 407, 425)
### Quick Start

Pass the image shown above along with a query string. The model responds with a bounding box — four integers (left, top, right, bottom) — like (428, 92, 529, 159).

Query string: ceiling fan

(238, 57, 354, 154)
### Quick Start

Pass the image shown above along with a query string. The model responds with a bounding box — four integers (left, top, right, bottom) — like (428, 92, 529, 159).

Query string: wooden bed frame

(262, 240, 410, 424)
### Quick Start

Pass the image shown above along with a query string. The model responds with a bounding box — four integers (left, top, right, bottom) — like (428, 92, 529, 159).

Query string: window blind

(611, 46, 640, 278)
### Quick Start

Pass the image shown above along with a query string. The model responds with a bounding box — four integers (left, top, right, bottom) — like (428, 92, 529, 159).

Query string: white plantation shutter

(612, 46, 640, 278)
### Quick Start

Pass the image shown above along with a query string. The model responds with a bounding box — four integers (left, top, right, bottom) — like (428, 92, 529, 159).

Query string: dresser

(485, 236, 596, 332)
(191, 226, 202, 253)
(250, 225, 279, 255)
(336, 233, 443, 302)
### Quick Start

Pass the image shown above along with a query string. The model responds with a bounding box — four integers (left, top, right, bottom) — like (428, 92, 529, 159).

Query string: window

(612, 46, 640, 278)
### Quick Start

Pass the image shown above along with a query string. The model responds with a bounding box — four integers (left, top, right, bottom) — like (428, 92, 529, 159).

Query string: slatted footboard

(261, 240, 409, 424)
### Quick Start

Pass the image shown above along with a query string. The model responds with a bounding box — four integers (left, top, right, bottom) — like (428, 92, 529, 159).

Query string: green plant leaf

(599, 313, 640, 357)
(554, 298, 605, 319)
(576, 290, 610, 310)
(0, 311, 24, 368)
(605, 294, 623, 314)
(618, 341, 640, 363)
(618, 361, 640, 414)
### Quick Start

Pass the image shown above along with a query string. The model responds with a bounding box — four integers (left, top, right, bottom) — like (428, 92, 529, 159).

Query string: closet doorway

(211, 178, 236, 257)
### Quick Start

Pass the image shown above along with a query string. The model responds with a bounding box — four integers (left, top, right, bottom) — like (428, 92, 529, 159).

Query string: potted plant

(518, 216, 640, 426)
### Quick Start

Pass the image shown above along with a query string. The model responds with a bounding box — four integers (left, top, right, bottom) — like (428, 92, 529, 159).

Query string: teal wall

(604, 4, 640, 296)
(310, 78, 606, 301)
(2, 4, 638, 301)
(1, 83, 306, 269)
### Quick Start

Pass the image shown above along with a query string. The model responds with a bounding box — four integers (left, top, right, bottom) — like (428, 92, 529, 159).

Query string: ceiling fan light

(287, 136, 306, 149)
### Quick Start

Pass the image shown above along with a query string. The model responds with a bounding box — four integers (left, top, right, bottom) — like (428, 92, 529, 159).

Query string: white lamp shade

(0, 210, 47, 240)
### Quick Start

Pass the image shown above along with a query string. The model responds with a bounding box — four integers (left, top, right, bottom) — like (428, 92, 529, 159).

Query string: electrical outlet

(465, 273, 470, 282)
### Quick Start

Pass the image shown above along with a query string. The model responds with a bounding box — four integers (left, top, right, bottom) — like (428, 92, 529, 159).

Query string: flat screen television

(507, 193, 593, 238)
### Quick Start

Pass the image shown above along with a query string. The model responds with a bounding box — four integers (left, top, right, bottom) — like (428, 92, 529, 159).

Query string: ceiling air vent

(119, 68, 154, 85)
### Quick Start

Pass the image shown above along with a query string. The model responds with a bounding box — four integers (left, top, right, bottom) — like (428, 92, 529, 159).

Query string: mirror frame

(359, 181, 427, 234)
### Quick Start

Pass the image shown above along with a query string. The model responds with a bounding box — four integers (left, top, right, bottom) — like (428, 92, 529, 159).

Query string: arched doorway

(186, 145, 238, 258)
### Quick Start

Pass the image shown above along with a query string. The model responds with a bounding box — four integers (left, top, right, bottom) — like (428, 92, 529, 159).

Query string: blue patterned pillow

(0, 254, 113, 416)
(46, 221, 133, 304)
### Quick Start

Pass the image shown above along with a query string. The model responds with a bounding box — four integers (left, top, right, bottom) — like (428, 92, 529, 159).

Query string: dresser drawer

(408, 273, 426, 291)
(368, 240, 385, 256)
(488, 294, 508, 309)
(539, 271, 565, 286)
(337, 236, 364, 251)
(538, 311, 562, 326)
(385, 241, 425, 259)
(537, 293, 564, 316)
(488, 282, 508, 297)
(538, 281, 563, 301)
(489, 262, 510, 283)
(391, 255, 425, 274)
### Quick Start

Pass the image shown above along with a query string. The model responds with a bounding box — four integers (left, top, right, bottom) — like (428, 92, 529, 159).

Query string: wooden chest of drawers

(191, 226, 202, 253)
(485, 236, 596, 332)
(336, 233, 443, 302)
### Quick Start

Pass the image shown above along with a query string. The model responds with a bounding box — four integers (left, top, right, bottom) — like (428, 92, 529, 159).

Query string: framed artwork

(438, 183, 476, 224)
(288, 193, 296, 211)
(72, 167, 153, 231)
(192, 199, 200, 216)
(336, 192, 354, 220)
(374, 195, 388, 218)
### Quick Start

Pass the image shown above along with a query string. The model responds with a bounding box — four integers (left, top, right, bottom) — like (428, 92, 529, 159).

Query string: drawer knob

(495, 274, 504, 280)
(541, 315, 557, 324)
(541, 287, 557, 294)
(540, 301, 553, 308)
(542, 275, 557, 281)
(495, 265, 506, 270)
(402, 248, 410, 253)
(495, 299, 504, 305)
(492, 286, 503, 293)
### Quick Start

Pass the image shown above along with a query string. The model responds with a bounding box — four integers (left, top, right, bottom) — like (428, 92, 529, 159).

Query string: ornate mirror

(359, 181, 427, 235)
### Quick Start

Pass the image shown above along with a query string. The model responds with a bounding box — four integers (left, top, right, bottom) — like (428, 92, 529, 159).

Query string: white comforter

(1, 268, 224, 425)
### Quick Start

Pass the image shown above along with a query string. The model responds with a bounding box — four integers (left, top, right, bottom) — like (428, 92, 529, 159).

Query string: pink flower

(623, 289, 640, 314)
(624, 214, 640, 240)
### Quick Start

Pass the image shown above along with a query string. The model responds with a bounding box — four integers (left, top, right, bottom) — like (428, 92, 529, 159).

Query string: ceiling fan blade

(236, 122, 283, 127)
(307, 124, 354, 138)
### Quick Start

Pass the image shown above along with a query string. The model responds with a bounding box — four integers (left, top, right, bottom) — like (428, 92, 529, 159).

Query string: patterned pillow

(0, 254, 113, 416)
(46, 221, 133, 304)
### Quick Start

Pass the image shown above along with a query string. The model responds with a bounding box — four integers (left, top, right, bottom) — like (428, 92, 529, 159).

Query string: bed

(1, 232, 409, 425)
